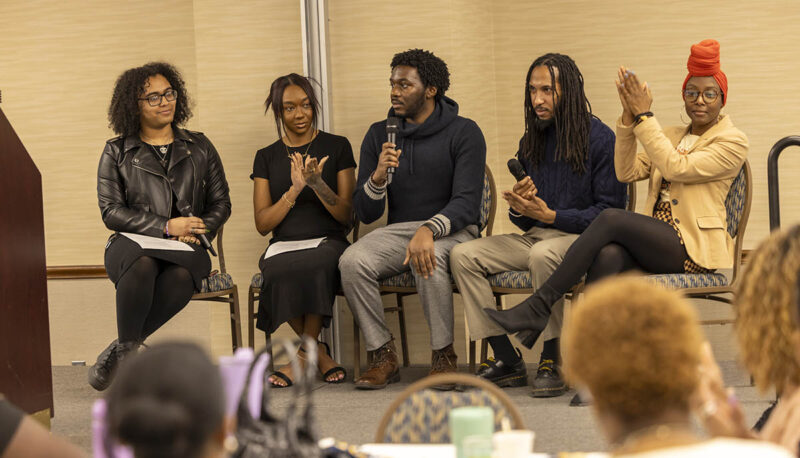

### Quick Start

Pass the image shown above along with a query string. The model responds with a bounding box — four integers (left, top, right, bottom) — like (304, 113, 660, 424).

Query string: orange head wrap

(682, 39, 728, 105)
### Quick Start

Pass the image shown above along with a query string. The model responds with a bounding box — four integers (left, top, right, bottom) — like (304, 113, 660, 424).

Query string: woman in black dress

(91, 62, 231, 391)
(252, 74, 355, 386)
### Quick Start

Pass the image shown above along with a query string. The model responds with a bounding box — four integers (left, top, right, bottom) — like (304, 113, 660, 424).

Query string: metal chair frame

(192, 225, 242, 351)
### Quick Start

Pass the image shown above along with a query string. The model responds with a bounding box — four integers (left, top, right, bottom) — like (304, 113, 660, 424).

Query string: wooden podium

(0, 92, 54, 418)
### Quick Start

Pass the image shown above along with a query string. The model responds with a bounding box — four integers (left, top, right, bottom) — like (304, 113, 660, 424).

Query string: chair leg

(265, 331, 274, 372)
(469, 340, 476, 373)
(247, 287, 257, 348)
(353, 317, 361, 380)
(397, 294, 410, 367)
(229, 286, 242, 351)
(480, 339, 488, 363)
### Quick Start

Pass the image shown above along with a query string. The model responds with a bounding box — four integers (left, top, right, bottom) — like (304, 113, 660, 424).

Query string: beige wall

(0, 0, 303, 363)
(3, 1, 800, 364)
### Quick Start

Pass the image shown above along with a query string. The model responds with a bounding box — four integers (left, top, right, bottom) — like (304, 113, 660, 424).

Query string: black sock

(540, 338, 560, 364)
(487, 335, 520, 364)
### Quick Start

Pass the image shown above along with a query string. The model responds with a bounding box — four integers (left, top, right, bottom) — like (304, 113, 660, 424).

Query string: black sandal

(318, 341, 347, 384)
(269, 370, 293, 388)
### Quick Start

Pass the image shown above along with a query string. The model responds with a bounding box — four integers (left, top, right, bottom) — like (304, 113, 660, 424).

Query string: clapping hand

(615, 66, 652, 125)
(300, 154, 330, 186)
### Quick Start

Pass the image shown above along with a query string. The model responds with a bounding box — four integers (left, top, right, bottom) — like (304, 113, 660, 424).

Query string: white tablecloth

(358, 444, 551, 457)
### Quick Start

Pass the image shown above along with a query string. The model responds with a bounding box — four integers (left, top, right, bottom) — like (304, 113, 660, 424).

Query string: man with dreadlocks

(451, 53, 625, 397)
(340, 49, 486, 390)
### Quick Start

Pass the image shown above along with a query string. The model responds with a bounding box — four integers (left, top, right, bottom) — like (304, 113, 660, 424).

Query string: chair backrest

(374, 373, 525, 444)
(725, 160, 752, 283)
(479, 165, 497, 236)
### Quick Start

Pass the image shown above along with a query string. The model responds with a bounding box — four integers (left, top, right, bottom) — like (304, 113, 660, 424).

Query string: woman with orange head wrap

(485, 39, 749, 405)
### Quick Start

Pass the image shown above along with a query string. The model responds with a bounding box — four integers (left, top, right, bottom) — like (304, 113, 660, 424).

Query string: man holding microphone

(450, 53, 625, 398)
(339, 49, 486, 390)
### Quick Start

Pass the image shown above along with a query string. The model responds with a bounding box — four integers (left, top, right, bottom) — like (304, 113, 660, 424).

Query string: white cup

(492, 430, 535, 458)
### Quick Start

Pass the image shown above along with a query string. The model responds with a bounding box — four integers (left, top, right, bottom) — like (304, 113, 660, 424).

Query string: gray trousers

(450, 226, 579, 341)
(339, 221, 478, 351)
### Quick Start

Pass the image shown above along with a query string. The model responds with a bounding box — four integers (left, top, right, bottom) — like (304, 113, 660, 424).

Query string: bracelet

(509, 208, 523, 218)
(165, 221, 170, 237)
(282, 193, 295, 208)
(634, 111, 654, 125)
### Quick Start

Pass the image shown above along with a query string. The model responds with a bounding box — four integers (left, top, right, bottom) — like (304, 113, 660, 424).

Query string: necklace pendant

(159, 146, 168, 154)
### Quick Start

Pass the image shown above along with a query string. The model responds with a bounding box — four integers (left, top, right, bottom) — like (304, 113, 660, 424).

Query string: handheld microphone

(177, 199, 217, 256)
(386, 117, 399, 184)
(507, 158, 527, 182)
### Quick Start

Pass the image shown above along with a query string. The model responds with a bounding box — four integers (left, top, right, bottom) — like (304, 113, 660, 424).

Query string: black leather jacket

(97, 128, 231, 240)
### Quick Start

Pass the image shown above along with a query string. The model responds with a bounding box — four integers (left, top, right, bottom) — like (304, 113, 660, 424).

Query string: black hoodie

(353, 96, 486, 238)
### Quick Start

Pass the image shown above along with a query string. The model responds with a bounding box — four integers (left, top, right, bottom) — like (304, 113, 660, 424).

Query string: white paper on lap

(264, 237, 326, 260)
(121, 232, 194, 252)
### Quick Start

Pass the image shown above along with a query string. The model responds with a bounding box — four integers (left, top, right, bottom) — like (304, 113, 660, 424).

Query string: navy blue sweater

(353, 96, 486, 238)
(510, 117, 626, 233)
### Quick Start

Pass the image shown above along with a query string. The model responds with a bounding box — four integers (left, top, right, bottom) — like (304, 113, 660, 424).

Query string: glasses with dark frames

(139, 89, 178, 107)
(683, 89, 722, 103)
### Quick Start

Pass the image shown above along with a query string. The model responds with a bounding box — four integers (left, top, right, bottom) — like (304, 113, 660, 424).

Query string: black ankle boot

(88, 340, 139, 391)
(484, 284, 561, 349)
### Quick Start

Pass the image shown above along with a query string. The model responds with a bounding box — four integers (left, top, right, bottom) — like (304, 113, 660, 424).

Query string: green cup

(449, 406, 494, 458)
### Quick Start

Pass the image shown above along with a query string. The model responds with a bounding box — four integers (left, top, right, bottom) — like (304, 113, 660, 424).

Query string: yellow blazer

(614, 114, 748, 270)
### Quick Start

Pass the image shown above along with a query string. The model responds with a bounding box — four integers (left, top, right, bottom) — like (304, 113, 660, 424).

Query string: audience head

(681, 39, 726, 132)
(564, 276, 703, 444)
(264, 73, 320, 140)
(736, 225, 800, 394)
(389, 48, 449, 119)
(108, 62, 192, 137)
(106, 342, 227, 458)
(522, 53, 591, 175)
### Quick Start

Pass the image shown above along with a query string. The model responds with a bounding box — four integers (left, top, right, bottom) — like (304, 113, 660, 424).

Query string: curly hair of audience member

(391, 48, 450, 99)
(735, 225, 800, 394)
(108, 61, 193, 136)
(564, 276, 702, 424)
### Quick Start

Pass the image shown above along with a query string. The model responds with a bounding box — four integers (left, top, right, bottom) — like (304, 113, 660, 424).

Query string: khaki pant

(450, 227, 579, 341)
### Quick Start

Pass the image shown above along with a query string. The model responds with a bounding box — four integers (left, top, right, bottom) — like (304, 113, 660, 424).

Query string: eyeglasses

(139, 89, 178, 107)
(683, 89, 722, 103)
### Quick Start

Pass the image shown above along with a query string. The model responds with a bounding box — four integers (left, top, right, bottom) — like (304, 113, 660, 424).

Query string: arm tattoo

(307, 175, 340, 206)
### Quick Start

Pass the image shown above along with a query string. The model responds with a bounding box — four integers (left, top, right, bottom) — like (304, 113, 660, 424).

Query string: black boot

(484, 284, 561, 349)
(88, 340, 139, 391)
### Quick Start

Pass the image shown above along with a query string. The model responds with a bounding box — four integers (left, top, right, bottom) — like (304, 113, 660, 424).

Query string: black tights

(115, 256, 195, 343)
(546, 208, 689, 295)
(488, 209, 690, 364)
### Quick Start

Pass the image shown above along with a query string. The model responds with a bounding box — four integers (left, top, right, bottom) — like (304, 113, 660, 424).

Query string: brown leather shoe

(354, 340, 400, 390)
(429, 343, 458, 390)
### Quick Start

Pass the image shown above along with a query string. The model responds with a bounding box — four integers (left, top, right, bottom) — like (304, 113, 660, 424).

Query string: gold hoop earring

(679, 110, 690, 125)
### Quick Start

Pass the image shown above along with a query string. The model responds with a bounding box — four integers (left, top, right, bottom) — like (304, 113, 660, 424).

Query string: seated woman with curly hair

(90, 62, 231, 391)
(694, 224, 800, 455)
(563, 276, 791, 457)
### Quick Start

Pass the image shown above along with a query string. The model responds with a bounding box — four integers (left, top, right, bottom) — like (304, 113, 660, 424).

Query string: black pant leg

(545, 208, 689, 295)
(115, 256, 159, 342)
(141, 264, 195, 338)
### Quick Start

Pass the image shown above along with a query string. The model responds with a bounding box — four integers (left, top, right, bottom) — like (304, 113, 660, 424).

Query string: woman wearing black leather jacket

(90, 62, 231, 391)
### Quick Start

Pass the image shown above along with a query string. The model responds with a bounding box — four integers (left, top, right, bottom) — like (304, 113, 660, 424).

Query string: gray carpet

(51, 359, 774, 455)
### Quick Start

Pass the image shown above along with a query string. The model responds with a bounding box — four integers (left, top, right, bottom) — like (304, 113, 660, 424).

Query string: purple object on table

(219, 347, 271, 418)
(92, 399, 133, 458)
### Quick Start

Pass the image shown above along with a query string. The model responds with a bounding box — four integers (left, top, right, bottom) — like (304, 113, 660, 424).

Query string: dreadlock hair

(391, 49, 450, 100)
(264, 73, 321, 140)
(108, 62, 192, 137)
(521, 53, 592, 175)
(735, 224, 800, 395)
